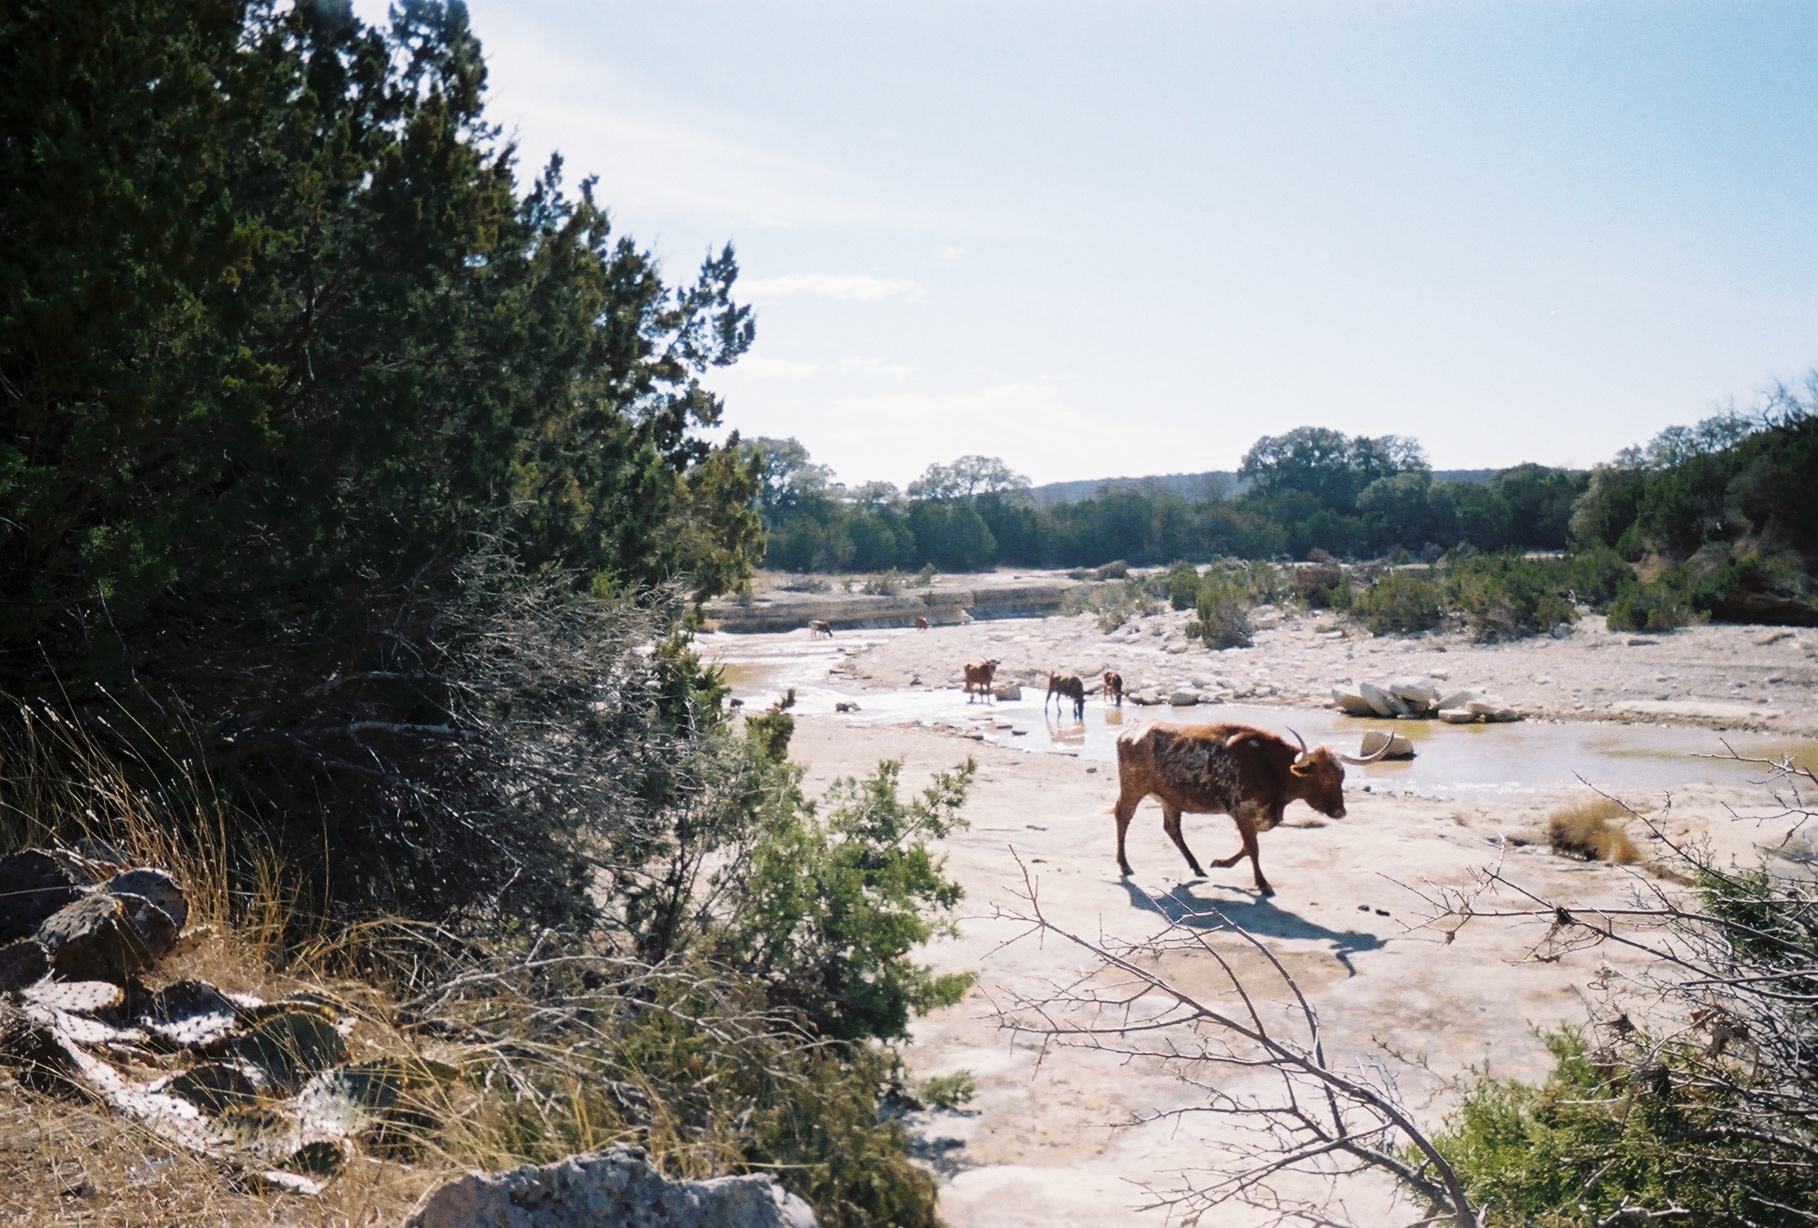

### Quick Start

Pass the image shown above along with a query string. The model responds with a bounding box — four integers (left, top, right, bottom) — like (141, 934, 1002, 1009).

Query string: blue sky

(358, 1, 1817, 487)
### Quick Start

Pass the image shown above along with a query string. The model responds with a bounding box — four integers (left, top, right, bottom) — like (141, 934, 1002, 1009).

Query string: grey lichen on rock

(407, 1146, 817, 1228)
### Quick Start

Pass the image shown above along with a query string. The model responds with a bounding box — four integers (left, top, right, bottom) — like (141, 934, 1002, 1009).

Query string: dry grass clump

(0, 705, 469, 1227)
(1547, 798, 1640, 864)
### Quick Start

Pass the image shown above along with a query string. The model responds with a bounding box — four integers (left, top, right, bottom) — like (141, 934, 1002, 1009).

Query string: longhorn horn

(1286, 727, 1312, 765)
(1337, 736, 1395, 765)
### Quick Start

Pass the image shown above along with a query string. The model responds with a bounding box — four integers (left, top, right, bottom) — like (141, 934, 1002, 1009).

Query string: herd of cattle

(798, 620, 1392, 897)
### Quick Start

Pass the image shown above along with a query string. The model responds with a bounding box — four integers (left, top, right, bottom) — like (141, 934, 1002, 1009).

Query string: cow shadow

(1120, 879, 1386, 976)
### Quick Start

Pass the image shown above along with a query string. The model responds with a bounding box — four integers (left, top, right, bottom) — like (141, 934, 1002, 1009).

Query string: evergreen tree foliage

(0, 0, 763, 921)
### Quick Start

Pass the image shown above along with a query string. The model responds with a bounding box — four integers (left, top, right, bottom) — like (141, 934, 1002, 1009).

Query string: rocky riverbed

(702, 606, 1818, 1227)
(823, 603, 1818, 735)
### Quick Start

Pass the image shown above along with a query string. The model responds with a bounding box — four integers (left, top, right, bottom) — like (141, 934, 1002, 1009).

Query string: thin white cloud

(742, 274, 922, 303)
(738, 357, 820, 379)
(835, 356, 915, 379)
(935, 245, 964, 266)
(813, 383, 1107, 485)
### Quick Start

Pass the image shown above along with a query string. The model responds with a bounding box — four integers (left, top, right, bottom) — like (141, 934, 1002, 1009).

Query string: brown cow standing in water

(1102, 670, 1124, 707)
(1111, 722, 1387, 895)
(1045, 672, 1085, 719)
(963, 659, 1000, 702)
(808, 619, 833, 639)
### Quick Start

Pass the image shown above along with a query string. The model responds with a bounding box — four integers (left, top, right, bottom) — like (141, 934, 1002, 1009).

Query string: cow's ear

(1289, 761, 1311, 777)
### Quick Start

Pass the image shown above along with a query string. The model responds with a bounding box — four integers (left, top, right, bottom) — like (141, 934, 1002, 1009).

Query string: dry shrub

(1547, 799, 1639, 863)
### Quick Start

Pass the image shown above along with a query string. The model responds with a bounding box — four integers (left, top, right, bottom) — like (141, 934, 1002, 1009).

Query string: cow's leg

(1242, 824, 1272, 895)
(1160, 804, 1205, 877)
(1113, 791, 1143, 876)
(1232, 809, 1273, 896)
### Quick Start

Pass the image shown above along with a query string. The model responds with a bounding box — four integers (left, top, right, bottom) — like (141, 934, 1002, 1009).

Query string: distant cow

(963, 659, 1000, 702)
(1045, 672, 1086, 720)
(914, 616, 930, 630)
(1103, 670, 1124, 707)
(808, 620, 833, 639)
(1111, 723, 1387, 895)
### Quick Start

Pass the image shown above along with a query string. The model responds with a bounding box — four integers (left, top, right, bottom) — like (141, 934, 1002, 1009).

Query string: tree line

(747, 427, 1589, 572)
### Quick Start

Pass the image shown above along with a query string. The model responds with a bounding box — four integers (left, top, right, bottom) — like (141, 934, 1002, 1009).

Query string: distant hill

(1026, 471, 1237, 508)
(1026, 467, 1502, 508)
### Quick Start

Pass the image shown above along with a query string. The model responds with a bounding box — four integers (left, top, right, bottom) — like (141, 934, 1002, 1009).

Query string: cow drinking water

(1045, 672, 1085, 720)
(1110, 722, 1388, 895)
(1103, 670, 1124, 707)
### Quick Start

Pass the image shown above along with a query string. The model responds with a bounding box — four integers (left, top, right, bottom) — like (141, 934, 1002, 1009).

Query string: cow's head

(1285, 728, 1390, 821)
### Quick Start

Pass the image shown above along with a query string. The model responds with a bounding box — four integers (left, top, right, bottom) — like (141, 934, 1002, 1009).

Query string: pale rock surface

(408, 1146, 817, 1228)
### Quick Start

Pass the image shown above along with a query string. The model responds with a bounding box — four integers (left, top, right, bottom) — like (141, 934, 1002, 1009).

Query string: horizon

(351, 1, 1817, 487)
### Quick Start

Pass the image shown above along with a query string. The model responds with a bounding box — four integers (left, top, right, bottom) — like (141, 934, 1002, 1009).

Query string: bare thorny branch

(991, 856, 1479, 1228)
(1398, 752, 1818, 1217)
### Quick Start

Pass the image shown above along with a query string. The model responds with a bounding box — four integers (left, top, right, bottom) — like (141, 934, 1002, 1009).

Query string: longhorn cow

(1110, 722, 1388, 895)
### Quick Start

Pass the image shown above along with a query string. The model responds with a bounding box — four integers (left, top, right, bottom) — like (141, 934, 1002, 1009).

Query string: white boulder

(408, 1147, 816, 1228)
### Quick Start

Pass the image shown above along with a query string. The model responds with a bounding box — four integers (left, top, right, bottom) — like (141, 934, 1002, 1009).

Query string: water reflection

(1121, 879, 1386, 975)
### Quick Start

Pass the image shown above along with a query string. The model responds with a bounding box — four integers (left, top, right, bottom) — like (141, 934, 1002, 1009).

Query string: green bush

(1433, 1028, 1815, 1228)
(1064, 577, 1160, 631)
(1351, 570, 1446, 634)
(918, 1071, 977, 1110)
(1449, 553, 1577, 640)
(1435, 847, 1818, 1227)
(721, 759, 975, 1043)
(1292, 554, 1344, 608)
(862, 568, 902, 595)
(1165, 562, 1202, 610)
(1557, 545, 1634, 607)
(1606, 576, 1693, 632)
(1327, 573, 1355, 610)
(1194, 571, 1254, 648)
(1243, 560, 1293, 605)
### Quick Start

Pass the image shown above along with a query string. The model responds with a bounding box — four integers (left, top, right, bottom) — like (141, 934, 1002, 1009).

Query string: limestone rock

(1358, 730, 1416, 760)
(407, 1146, 816, 1228)
(1388, 679, 1438, 710)
(1356, 681, 1397, 717)
(992, 683, 1023, 701)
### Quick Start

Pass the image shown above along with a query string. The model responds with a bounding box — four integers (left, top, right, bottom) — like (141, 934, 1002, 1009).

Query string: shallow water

(700, 628, 1818, 797)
